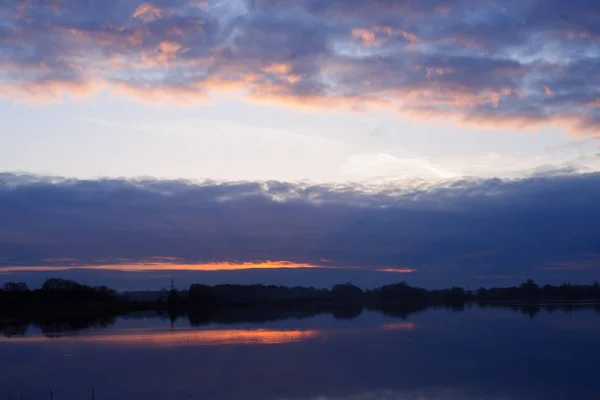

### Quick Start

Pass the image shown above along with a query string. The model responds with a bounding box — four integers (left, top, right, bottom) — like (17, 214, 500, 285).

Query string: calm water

(2, 305, 600, 399)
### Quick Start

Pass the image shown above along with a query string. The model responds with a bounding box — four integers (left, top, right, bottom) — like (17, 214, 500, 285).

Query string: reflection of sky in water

(0, 322, 415, 347)
(1, 307, 600, 399)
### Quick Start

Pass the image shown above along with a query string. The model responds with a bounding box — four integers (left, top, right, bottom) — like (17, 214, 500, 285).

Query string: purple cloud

(2, 171, 600, 288)
(1, 0, 600, 134)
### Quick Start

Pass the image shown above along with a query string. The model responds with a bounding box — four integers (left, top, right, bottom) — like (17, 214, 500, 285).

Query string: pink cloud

(2, 0, 600, 136)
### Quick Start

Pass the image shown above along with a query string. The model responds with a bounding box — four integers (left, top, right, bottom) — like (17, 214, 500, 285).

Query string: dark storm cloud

(1, 172, 600, 287)
(2, 0, 600, 133)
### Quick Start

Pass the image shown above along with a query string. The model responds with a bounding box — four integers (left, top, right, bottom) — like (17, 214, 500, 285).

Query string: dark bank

(2, 278, 600, 323)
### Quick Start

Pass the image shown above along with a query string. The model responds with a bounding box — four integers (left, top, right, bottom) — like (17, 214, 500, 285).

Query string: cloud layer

(2, 0, 600, 134)
(1, 171, 600, 287)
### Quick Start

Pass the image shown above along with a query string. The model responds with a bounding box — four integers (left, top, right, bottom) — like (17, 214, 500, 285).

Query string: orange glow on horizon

(5, 76, 593, 137)
(90, 261, 322, 272)
(0, 261, 323, 273)
(376, 268, 417, 273)
(0, 261, 417, 274)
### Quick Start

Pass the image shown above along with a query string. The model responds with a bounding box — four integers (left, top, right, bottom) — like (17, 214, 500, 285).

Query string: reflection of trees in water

(0, 316, 117, 338)
(516, 305, 541, 319)
(185, 303, 450, 325)
(185, 306, 327, 327)
(3, 278, 600, 332)
(2, 302, 599, 339)
(479, 302, 600, 319)
(369, 303, 430, 319)
(37, 316, 117, 338)
(0, 322, 28, 337)
(332, 305, 363, 320)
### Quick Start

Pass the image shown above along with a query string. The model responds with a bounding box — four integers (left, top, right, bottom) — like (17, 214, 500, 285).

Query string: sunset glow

(0, 262, 417, 274)
(0, 329, 322, 346)
(375, 268, 418, 274)
(3, 1, 600, 398)
(2, 0, 600, 293)
(0, 323, 417, 347)
(0, 261, 322, 273)
(380, 322, 417, 331)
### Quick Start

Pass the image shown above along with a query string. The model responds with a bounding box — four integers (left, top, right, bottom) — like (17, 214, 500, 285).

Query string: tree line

(2, 278, 600, 336)
(3, 278, 600, 317)
(0, 278, 132, 319)
(183, 279, 600, 308)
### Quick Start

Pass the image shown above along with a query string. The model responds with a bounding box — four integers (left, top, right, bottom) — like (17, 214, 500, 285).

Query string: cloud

(1, 0, 600, 134)
(0, 260, 378, 273)
(1, 171, 600, 287)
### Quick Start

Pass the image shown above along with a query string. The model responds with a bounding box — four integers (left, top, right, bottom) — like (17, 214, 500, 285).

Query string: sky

(1, 0, 600, 289)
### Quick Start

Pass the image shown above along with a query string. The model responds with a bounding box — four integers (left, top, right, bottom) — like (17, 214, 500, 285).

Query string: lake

(1, 304, 600, 399)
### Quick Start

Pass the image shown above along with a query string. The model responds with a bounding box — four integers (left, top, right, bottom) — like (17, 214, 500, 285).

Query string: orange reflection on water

(0, 328, 323, 347)
(84, 328, 323, 346)
(379, 322, 416, 331)
(0, 321, 417, 346)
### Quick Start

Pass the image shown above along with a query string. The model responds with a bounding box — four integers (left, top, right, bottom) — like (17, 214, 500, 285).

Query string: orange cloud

(351, 26, 418, 47)
(262, 63, 292, 74)
(376, 26, 418, 44)
(0, 58, 594, 138)
(376, 268, 417, 273)
(141, 41, 183, 65)
(260, 64, 302, 84)
(0, 79, 103, 104)
(55, 25, 149, 49)
(3, 31, 596, 137)
(397, 86, 513, 109)
(4, 0, 600, 138)
(133, 3, 164, 22)
(246, 84, 600, 137)
(0, 261, 324, 273)
(0, 261, 421, 274)
(459, 112, 600, 137)
(98, 78, 579, 137)
(189, 0, 209, 10)
(352, 28, 378, 46)
(399, 30, 418, 45)
(588, 99, 600, 108)
(424, 67, 453, 79)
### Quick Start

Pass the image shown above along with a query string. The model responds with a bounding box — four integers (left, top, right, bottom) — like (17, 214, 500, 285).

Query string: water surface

(2, 305, 600, 399)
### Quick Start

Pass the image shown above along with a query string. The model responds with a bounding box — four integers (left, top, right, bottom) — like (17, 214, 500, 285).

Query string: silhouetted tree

(167, 289, 183, 307)
(3, 282, 30, 293)
(42, 278, 79, 292)
(0, 322, 28, 337)
(332, 283, 363, 299)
